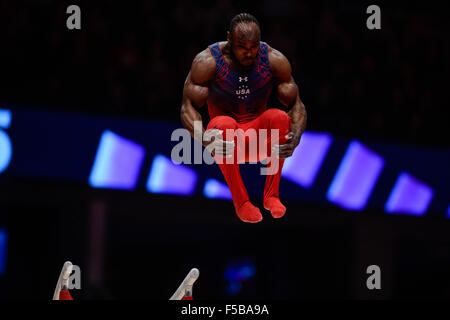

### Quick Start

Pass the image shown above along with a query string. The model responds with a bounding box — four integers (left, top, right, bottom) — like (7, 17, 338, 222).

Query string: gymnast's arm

(269, 48, 307, 158)
(180, 49, 216, 147)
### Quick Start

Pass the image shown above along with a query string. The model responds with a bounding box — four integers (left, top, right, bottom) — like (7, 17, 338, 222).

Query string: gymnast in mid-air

(181, 13, 307, 223)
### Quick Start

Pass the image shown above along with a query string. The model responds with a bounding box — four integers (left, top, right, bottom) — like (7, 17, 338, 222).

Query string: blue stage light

(0, 109, 11, 129)
(0, 109, 12, 174)
(282, 131, 333, 188)
(203, 178, 232, 200)
(226, 281, 242, 295)
(385, 172, 433, 216)
(224, 259, 256, 295)
(327, 140, 384, 211)
(0, 229, 7, 275)
(89, 130, 146, 190)
(146, 154, 198, 196)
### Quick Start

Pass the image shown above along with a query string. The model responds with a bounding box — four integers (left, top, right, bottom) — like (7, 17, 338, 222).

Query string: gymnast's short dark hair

(229, 13, 260, 34)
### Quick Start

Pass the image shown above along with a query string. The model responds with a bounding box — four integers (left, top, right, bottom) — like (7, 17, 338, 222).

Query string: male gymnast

(181, 13, 307, 223)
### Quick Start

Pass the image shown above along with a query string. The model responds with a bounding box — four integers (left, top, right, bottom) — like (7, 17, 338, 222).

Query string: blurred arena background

(0, 0, 449, 300)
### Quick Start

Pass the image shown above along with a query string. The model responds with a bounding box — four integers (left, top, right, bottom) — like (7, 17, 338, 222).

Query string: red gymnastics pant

(206, 108, 291, 212)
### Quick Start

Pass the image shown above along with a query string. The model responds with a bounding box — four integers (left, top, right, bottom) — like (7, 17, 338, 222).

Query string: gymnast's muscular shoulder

(267, 45, 292, 83)
(189, 48, 216, 86)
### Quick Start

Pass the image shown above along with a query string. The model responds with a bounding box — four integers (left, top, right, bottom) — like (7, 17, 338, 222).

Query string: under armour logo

(239, 76, 248, 82)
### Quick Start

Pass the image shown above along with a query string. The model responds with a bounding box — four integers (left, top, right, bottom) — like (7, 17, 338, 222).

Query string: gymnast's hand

(203, 128, 235, 157)
(272, 132, 300, 159)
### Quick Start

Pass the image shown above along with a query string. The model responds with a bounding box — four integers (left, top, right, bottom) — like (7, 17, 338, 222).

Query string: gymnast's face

(227, 22, 260, 69)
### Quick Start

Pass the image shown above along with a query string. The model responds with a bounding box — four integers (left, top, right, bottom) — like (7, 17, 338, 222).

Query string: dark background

(0, 0, 449, 300)
(1, 0, 449, 146)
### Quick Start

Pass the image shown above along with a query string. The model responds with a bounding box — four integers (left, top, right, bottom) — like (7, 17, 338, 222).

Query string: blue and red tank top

(207, 41, 273, 123)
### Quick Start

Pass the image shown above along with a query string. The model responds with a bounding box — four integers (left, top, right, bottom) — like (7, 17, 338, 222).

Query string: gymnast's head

(227, 13, 261, 69)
